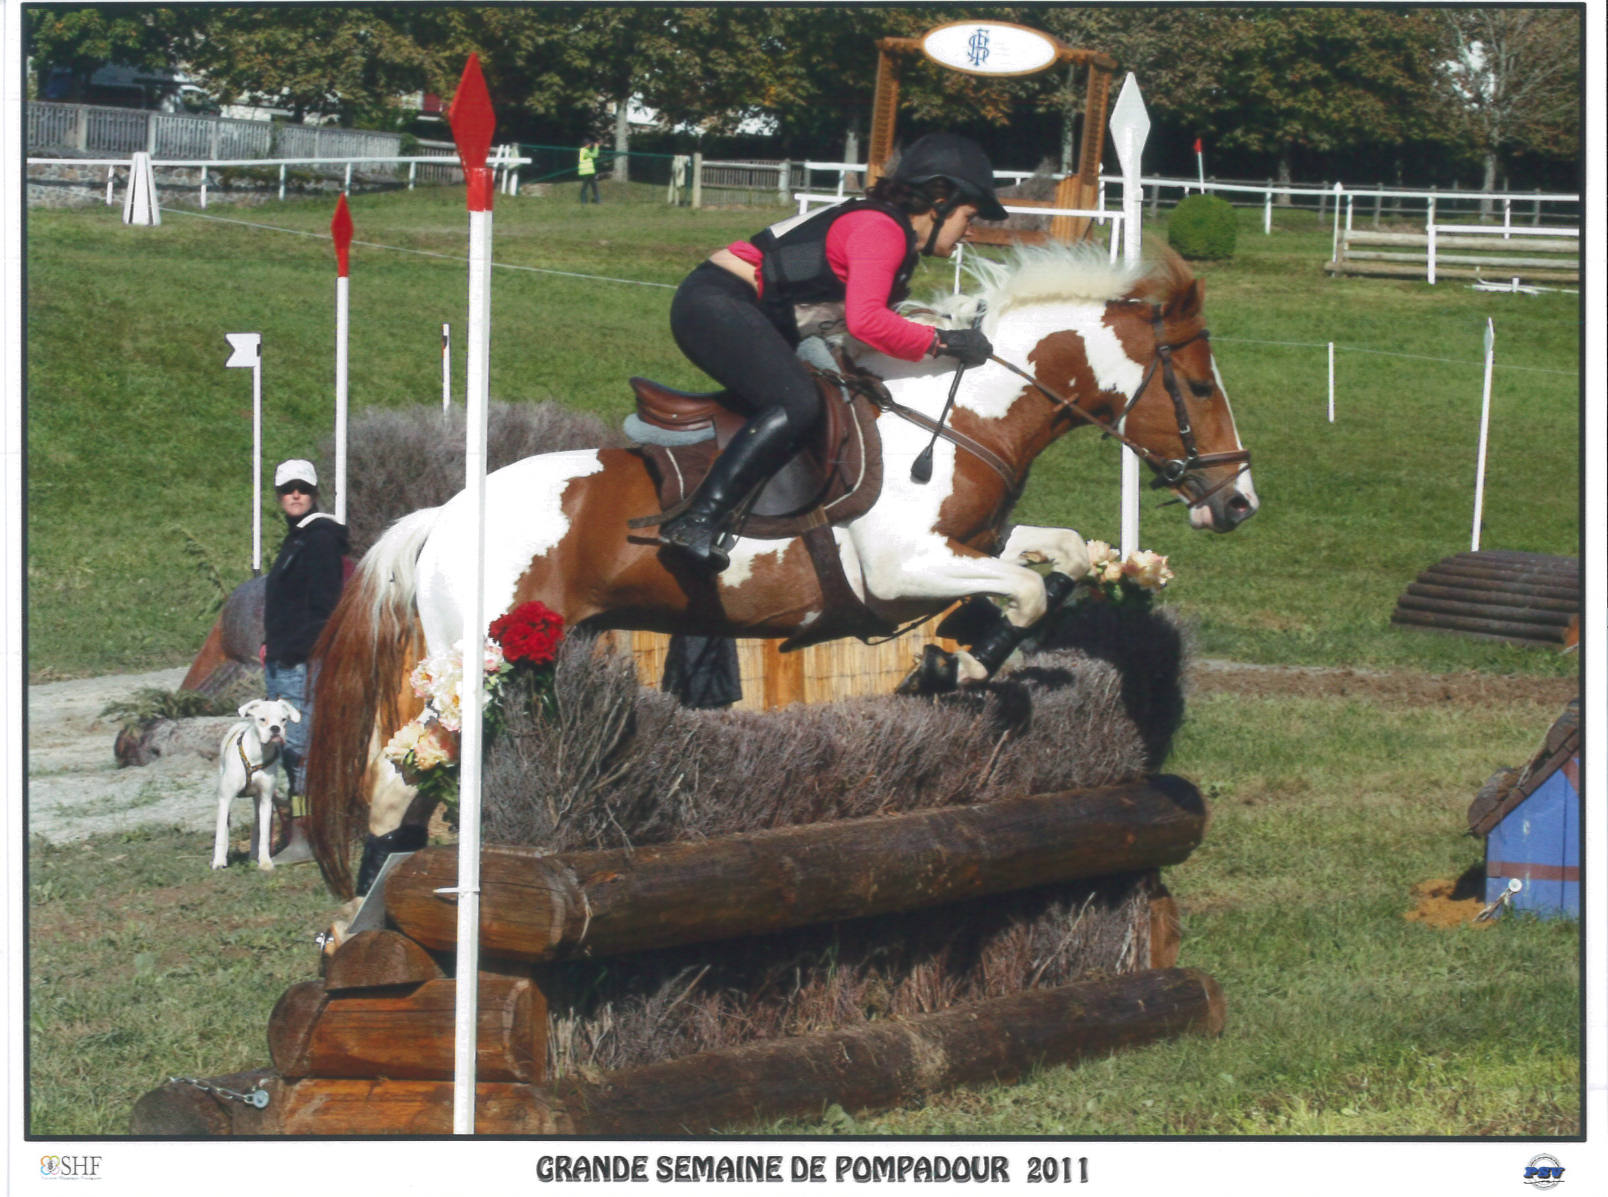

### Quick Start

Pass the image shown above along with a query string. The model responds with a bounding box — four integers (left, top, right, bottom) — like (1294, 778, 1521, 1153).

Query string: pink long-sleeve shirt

(728, 208, 937, 361)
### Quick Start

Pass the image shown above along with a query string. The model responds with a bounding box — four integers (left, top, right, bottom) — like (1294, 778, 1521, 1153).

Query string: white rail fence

(28, 99, 404, 161)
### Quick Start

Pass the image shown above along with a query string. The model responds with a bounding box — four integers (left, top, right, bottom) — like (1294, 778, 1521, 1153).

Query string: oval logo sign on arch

(922, 21, 1061, 77)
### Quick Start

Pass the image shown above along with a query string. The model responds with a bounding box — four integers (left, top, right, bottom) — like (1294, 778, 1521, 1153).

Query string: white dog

(213, 699, 300, 871)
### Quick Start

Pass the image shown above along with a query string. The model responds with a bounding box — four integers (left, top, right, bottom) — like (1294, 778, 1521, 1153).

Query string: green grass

(27, 691, 1578, 1137)
(26, 192, 1578, 678)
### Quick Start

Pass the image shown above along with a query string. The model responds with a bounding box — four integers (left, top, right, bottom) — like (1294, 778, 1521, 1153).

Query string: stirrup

(659, 512, 735, 572)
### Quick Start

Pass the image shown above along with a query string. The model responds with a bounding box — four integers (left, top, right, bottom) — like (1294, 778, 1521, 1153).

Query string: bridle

(991, 304, 1253, 510)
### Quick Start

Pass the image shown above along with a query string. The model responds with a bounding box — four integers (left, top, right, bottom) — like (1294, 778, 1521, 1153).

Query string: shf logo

(966, 28, 990, 68)
(1524, 1154, 1565, 1189)
(39, 1154, 101, 1179)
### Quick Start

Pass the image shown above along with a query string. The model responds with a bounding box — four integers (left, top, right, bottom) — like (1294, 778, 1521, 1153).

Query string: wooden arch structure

(866, 24, 1118, 244)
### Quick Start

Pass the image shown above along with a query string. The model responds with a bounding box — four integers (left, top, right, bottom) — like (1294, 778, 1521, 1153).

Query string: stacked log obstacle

(1391, 550, 1579, 647)
(134, 778, 1217, 1136)
(135, 615, 1217, 1134)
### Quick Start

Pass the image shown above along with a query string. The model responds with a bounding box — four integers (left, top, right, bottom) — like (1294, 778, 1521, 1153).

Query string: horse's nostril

(1227, 495, 1250, 514)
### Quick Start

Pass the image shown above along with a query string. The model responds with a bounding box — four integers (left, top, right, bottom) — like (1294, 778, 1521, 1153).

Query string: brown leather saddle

(626, 356, 885, 540)
(624, 350, 894, 650)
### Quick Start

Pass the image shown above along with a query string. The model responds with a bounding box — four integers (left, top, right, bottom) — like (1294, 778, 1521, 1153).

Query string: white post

(278, 163, 286, 202)
(1427, 222, 1438, 286)
(344, 162, 352, 192)
(1502, 195, 1511, 238)
(442, 323, 451, 412)
(1264, 187, 1272, 235)
(224, 334, 264, 574)
(1327, 343, 1335, 424)
(1109, 75, 1150, 559)
(331, 195, 353, 525)
(409, 160, 417, 191)
(448, 53, 496, 1138)
(105, 166, 115, 205)
(1330, 182, 1343, 265)
(952, 241, 964, 295)
(200, 164, 208, 209)
(1471, 319, 1495, 552)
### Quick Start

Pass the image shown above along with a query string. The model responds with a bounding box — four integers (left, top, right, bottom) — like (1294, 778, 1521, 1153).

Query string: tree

(1437, 8, 1580, 203)
(176, 6, 440, 126)
(27, 6, 184, 97)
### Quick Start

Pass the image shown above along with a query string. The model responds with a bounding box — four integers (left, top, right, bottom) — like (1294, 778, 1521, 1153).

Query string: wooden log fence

(1392, 551, 1579, 647)
(132, 777, 1219, 1134)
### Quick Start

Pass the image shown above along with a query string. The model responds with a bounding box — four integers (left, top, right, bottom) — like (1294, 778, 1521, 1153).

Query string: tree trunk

(612, 96, 630, 183)
(1480, 150, 1498, 221)
(384, 778, 1208, 964)
(1275, 148, 1293, 207)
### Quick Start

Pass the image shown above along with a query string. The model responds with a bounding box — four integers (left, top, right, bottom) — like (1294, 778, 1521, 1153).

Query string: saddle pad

(634, 387, 884, 541)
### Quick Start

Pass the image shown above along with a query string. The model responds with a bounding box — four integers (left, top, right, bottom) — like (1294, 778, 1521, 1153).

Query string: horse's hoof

(896, 644, 961, 696)
(210, 861, 226, 871)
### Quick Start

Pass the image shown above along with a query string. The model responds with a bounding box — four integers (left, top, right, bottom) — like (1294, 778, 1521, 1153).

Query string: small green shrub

(1168, 194, 1238, 260)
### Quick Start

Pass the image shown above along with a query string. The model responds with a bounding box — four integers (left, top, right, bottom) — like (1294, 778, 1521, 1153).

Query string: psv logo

(1524, 1155, 1565, 1189)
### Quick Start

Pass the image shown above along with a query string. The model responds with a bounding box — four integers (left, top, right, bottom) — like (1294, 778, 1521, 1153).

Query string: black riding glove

(933, 327, 993, 368)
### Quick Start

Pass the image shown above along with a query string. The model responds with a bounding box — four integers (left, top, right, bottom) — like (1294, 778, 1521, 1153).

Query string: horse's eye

(1188, 380, 1215, 400)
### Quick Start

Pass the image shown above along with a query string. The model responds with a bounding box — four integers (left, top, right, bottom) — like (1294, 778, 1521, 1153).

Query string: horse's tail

(306, 508, 438, 900)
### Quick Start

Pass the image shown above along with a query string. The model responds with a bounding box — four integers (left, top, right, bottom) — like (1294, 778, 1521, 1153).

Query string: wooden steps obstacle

(1391, 550, 1579, 648)
(132, 776, 1223, 1135)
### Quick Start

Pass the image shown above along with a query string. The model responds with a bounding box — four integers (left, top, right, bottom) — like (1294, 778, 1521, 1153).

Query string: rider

(659, 132, 1008, 572)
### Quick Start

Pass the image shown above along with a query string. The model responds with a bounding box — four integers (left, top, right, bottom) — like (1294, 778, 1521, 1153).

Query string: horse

(306, 242, 1259, 903)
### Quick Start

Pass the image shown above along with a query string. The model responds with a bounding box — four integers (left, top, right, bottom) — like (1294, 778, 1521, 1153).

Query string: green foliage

(1168, 193, 1239, 260)
(98, 687, 236, 732)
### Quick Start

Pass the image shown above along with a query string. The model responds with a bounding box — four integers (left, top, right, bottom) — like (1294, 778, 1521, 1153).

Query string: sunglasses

(276, 483, 314, 496)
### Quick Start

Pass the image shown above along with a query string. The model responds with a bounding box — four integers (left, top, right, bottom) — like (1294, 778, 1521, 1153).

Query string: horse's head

(1104, 257, 1259, 532)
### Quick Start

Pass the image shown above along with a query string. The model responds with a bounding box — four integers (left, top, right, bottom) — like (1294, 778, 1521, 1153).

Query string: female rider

(659, 133, 1008, 572)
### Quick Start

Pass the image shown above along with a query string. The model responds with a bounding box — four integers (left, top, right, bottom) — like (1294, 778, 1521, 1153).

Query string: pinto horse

(306, 244, 1259, 901)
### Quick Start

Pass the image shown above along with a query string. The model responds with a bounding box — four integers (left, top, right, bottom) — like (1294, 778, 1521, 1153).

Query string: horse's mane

(906, 241, 1196, 330)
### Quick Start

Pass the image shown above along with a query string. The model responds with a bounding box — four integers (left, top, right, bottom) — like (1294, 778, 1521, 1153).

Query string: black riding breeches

(668, 263, 821, 440)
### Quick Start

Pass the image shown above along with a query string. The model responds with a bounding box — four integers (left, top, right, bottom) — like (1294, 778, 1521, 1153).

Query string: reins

(988, 305, 1252, 510)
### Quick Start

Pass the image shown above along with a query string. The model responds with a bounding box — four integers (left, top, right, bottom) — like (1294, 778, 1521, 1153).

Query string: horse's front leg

(858, 533, 1057, 631)
(998, 524, 1091, 581)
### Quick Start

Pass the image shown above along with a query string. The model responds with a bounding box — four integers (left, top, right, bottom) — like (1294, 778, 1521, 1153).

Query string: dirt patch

(1192, 660, 1575, 708)
(1404, 877, 1493, 930)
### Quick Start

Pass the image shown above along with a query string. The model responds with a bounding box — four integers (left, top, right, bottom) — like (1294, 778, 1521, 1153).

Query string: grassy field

(28, 687, 1578, 1137)
(25, 182, 1580, 1138)
(25, 184, 1579, 678)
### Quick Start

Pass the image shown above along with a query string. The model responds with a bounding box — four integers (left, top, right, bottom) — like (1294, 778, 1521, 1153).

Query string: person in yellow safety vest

(578, 136, 600, 203)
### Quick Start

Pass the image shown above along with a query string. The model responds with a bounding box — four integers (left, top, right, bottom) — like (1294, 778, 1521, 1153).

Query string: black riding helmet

(892, 133, 1008, 255)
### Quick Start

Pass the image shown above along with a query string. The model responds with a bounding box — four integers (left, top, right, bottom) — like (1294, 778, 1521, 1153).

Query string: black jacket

(264, 512, 349, 666)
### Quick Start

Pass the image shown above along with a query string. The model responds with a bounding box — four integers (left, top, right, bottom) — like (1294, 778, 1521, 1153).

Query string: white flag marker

(224, 333, 263, 574)
(442, 324, 452, 412)
(1471, 319, 1495, 552)
(1109, 74, 1151, 557)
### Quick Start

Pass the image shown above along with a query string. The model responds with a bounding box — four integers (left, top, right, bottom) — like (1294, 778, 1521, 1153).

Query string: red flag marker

(331, 192, 353, 277)
(449, 53, 497, 211)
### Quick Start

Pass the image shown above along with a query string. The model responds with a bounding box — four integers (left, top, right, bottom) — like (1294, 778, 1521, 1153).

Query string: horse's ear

(1164, 278, 1204, 323)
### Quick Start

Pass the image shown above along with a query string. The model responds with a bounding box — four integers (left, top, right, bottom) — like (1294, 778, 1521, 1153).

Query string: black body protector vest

(748, 198, 920, 346)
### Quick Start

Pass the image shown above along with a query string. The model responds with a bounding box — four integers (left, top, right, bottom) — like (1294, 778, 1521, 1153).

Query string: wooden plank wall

(606, 623, 960, 711)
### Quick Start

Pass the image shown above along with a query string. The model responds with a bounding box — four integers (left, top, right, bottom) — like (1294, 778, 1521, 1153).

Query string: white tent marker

(1471, 318, 1495, 552)
(122, 151, 160, 226)
(223, 333, 263, 574)
(1109, 73, 1150, 557)
(446, 52, 497, 1138)
(331, 194, 353, 524)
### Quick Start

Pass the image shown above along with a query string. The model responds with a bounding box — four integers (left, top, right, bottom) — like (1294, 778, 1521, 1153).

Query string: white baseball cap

(274, 459, 318, 490)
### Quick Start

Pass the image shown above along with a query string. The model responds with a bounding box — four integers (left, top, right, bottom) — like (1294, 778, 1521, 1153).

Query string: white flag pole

(1471, 319, 1495, 552)
(1110, 74, 1151, 558)
(442, 323, 452, 412)
(331, 195, 353, 525)
(224, 334, 263, 574)
(1327, 343, 1335, 424)
(448, 53, 496, 1138)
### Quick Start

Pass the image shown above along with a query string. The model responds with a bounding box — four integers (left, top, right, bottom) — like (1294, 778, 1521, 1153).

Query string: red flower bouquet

(489, 601, 566, 665)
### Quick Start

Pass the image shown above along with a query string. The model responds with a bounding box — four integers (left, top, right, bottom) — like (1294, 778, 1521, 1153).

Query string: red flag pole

(446, 51, 496, 1137)
(1194, 137, 1205, 190)
(330, 193, 353, 524)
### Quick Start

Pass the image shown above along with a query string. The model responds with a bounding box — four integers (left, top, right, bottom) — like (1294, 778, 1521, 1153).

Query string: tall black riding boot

(659, 406, 799, 572)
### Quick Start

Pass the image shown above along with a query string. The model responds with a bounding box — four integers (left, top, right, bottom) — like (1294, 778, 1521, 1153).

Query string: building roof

(1467, 695, 1579, 837)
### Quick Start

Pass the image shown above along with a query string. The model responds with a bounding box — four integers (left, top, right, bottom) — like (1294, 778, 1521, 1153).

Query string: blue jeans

(265, 660, 316, 806)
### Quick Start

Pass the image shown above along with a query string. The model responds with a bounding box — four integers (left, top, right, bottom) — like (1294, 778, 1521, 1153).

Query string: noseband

(993, 304, 1252, 510)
